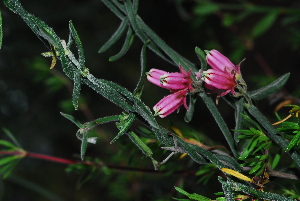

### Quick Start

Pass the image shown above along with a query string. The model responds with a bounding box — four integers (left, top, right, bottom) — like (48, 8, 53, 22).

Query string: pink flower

(153, 89, 188, 118)
(206, 49, 241, 79)
(147, 65, 193, 91)
(201, 69, 236, 97)
(202, 49, 245, 100)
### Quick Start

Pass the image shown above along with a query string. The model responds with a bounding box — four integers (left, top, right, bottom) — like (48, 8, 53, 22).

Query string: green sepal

(248, 73, 290, 100)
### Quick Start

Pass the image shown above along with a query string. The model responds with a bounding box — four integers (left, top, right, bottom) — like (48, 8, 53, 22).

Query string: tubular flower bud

(147, 65, 193, 91)
(153, 89, 188, 118)
(206, 49, 241, 79)
(201, 69, 236, 97)
(202, 49, 246, 101)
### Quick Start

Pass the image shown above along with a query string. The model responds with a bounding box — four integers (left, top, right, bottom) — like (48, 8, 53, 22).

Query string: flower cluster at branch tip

(201, 49, 246, 102)
(147, 65, 197, 118)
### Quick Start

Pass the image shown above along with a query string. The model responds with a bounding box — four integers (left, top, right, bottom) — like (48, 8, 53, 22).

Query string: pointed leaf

(80, 131, 88, 160)
(109, 27, 134, 61)
(72, 71, 81, 110)
(2, 128, 22, 148)
(195, 47, 207, 71)
(60, 112, 82, 128)
(101, 0, 125, 19)
(184, 94, 197, 123)
(133, 40, 148, 97)
(98, 18, 129, 53)
(69, 21, 85, 67)
(0, 140, 16, 150)
(271, 152, 281, 169)
(111, 113, 136, 143)
(127, 131, 153, 157)
(174, 186, 211, 201)
(248, 73, 290, 100)
(0, 10, 2, 49)
(0, 155, 20, 166)
(286, 130, 300, 152)
(252, 11, 278, 38)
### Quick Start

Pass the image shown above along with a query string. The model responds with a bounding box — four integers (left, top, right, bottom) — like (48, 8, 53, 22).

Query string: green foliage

(173, 186, 211, 201)
(2, 0, 300, 200)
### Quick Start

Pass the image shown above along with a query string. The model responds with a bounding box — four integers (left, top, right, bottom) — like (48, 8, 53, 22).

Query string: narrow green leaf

(200, 93, 238, 158)
(133, 40, 148, 97)
(88, 115, 120, 128)
(69, 21, 85, 67)
(132, 0, 139, 14)
(194, 2, 219, 15)
(184, 94, 197, 123)
(214, 155, 242, 172)
(246, 104, 300, 168)
(134, 14, 198, 72)
(101, 0, 125, 20)
(98, 18, 129, 53)
(286, 130, 300, 152)
(219, 177, 235, 201)
(251, 11, 278, 38)
(72, 71, 81, 110)
(174, 186, 211, 201)
(229, 179, 294, 201)
(195, 47, 207, 71)
(111, 113, 135, 143)
(0, 155, 20, 166)
(271, 152, 281, 169)
(174, 136, 208, 165)
(80, 131, 88, 160)
(0, 10, 2, 49)
(2, 128, 22, 148)
(109, 27, 135, 61)
(248, 73, 290, 100)
(60, 112, 82, 128)
(0, 140, 16, 150)
(127, 131, 152, 157)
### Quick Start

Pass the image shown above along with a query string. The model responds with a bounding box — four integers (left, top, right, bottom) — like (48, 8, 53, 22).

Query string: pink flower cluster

(147, 66, 194, 118)
(201, 49, 243, 99)
(147, 50, 244, 118)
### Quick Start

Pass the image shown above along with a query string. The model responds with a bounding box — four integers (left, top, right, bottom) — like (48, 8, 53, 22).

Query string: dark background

(1, 0, 300, 200)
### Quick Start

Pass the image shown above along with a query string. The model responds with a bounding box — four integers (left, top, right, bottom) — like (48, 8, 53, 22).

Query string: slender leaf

(60, 112, 82, 128)
(252, 11, 278, 38)
(2, 128, 22, 148)
(133, 41, 148, 97)
(248, 73, 290, 100)
(132, 0, 139, 14)
(101, 0, 125, 20)
(286, 131, 300, 152)
(72, 71, 81, 110)
(127, 131, 153, 157)
(0, 10, 2, 49)
(246, 104, 300, 168)
(195, 47, 207, 71)
(80, 130, 88, 160)
(111, 113, 136, 143)
(271, 152, 281, 169)
(0, 155, 20, 166)
(98, 18, 129, 53)
(200, 93, 238, 158)
(0, 140, 16, 150)
(69, 21, 85, 68)
(234, 98, 245, 143)
(184, 94, 197, 123)
(174, 186, 211, 201)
